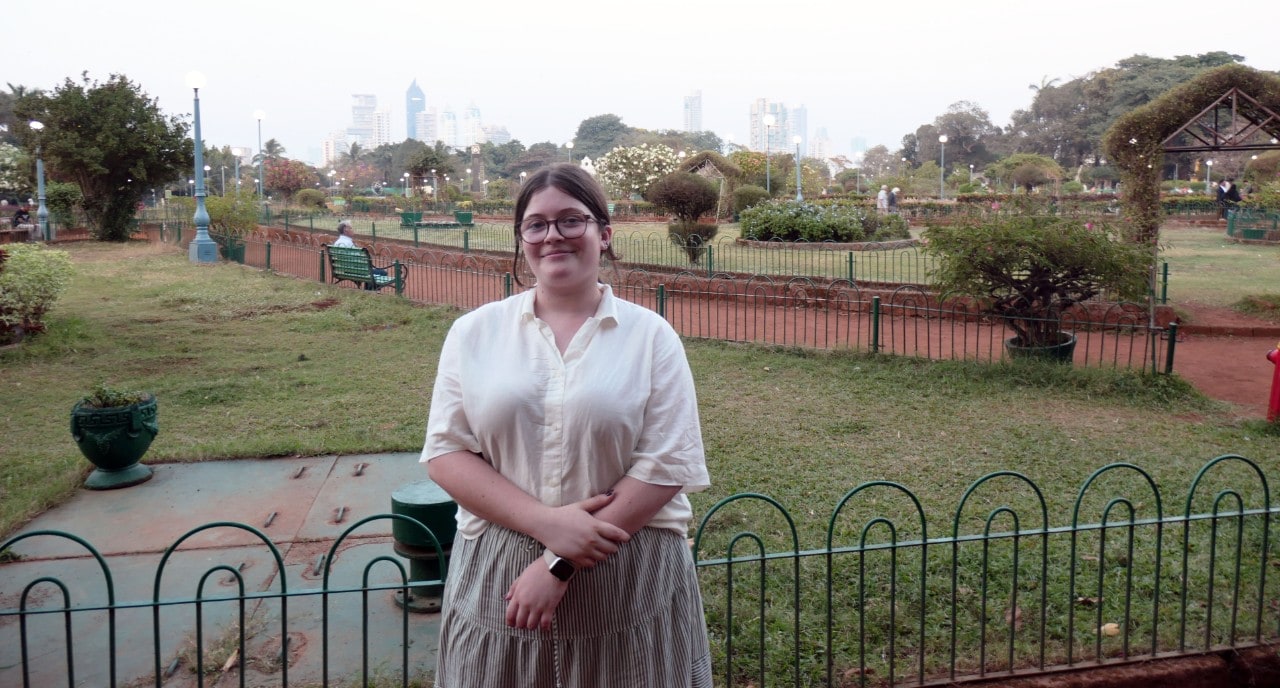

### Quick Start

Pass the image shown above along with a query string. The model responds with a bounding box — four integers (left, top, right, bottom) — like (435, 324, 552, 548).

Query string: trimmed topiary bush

(733, 185, 770, 215)
(295, 188, 326, 209)
(645, 173, 718, 224)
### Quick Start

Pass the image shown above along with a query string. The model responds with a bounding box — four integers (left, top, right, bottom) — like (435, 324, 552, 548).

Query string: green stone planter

(1004, 331, 1077, 364)
(70, 395, 158, 489)
(453, 210, 473, 225)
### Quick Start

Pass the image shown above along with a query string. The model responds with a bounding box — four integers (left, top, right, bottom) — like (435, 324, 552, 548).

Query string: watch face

(549, 557, 575, 582)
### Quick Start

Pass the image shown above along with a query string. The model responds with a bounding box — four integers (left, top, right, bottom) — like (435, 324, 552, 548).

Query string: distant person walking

(888, 187, 899, 214)
(876, 185, 889, 213)
(1216, 179, 1241, 220)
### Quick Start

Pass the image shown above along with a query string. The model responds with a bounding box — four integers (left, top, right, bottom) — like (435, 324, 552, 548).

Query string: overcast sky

(8, 0, 1279, 166)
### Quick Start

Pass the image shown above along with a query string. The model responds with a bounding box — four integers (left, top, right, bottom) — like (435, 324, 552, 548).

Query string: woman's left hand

(503, 559, 569, 631)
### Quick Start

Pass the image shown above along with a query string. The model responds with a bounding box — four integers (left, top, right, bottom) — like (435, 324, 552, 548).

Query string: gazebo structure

(1104, 63, 1280, 245)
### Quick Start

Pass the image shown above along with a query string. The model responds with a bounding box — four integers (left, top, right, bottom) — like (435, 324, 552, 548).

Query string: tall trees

(14, 73, 190, 241)
(574, 114, 633, 161)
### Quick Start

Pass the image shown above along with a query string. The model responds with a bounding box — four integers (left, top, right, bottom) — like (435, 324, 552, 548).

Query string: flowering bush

(0, 243, 74, 342)
(739, 201, 910, 242)
(595, 143, 680, 198)
(924, 215, 1151, 347)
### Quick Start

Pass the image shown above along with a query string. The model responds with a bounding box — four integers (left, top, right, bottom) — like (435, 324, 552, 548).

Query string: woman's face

(521, 186, 611, 293)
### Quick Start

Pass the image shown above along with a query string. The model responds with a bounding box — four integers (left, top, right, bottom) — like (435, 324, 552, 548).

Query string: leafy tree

(406, 143, 457, 183)
(574, 114, 633, 161)
(859, 145, 897, 179)
(264, 158, 318, 200)
(14, 73, 190, 241)
(985, 153, 1066, 193)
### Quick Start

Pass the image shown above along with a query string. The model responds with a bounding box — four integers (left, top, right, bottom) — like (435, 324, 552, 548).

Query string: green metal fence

(692, 454, 1278, 686)
(3, 455, 1274, 686)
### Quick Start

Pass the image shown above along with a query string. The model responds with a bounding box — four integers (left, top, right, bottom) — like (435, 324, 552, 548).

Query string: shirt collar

(518, 284, 619, 325)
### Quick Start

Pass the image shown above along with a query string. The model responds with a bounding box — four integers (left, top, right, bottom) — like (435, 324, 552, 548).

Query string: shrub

(733, 185, 770, 214)
(202, 189, 260, 235)
(668, 222, 720, 264)
(295, 188, 326, 209)
(924, 215, 1151, 347)
(645, 173, 718, 224)
(0, 243, 74, 340)
(1062, 180, 1085, 194)
(739, 201, 911, 242)
(46, 182, 82, 228)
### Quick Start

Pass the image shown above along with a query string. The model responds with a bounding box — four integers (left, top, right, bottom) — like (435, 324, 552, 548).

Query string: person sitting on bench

(334, 220, 387, 289)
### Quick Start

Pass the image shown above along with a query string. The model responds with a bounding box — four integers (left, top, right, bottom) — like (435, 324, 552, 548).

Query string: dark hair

(511, 163, 617, 285)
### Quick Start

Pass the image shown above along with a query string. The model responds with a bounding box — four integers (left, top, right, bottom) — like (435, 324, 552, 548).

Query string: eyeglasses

(518, 213, 596, 243)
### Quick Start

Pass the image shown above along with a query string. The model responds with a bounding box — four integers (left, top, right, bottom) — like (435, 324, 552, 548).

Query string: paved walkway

(1, 452, 440, 687)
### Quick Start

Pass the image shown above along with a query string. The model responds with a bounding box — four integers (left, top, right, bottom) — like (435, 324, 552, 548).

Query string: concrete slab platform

(1, 452, 441, 686)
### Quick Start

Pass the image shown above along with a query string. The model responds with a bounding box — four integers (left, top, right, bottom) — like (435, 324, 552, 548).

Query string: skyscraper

(683, 90, 703, 132)
(791, 105, 808, 157)
(347, 95, 377, 147)
(749, 98, 789, 152)
(372, 108, 392, 148)
(406, 80, 425, 141)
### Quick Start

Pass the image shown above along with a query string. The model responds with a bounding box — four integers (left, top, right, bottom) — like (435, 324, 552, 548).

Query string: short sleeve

(420, 323, 482, 463)
(625, 327, 710, 492)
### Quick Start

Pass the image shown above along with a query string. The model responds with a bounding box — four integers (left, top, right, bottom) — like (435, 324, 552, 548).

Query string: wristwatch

(543, 548, 576, 582)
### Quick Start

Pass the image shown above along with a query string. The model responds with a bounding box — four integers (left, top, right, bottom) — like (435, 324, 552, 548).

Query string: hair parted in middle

(511, 163, 618, 285)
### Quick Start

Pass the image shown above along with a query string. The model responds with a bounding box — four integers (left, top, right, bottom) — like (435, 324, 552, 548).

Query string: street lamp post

(1205, 159, 1213, 189)
(763, 114, 775, 194)
(220, 166, 226, 196)
(938, 134, 948, 199)
(402, 172, 410, 197)
(519, 171, 527, 188)
(28, 121, 51, 241)
(253, 110, 265, 197)
(430, 168, 437, 202)
(466, 167, 472, 194)
(186, 72, 217, 263)
(969, 164, 974, 184)
(327, 170, 336, 196)
(793, 135, 803, 201)
(566, 141, 574, 162)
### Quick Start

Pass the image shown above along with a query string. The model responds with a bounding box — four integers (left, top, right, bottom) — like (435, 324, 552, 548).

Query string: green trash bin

(391, 480, 458, 613)
(453, 210, 473, 226)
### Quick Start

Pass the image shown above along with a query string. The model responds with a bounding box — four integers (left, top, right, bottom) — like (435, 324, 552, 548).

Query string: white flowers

(596, 144, 680, 198)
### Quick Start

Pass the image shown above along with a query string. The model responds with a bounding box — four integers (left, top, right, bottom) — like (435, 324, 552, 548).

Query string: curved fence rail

(2, 456, 1274, 686)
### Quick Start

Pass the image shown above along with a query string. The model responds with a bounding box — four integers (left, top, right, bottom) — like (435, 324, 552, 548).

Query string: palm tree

(254, 139, 286, 165)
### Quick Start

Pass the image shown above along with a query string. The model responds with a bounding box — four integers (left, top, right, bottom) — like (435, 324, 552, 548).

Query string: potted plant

(70, 383, 158, 489)
(923, 214, 1151, 363)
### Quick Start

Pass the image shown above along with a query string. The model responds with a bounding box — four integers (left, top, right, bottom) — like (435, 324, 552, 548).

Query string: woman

(422, 163, 712, 687)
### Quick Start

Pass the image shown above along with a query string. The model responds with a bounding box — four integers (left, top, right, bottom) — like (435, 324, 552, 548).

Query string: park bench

(324, 244, 406, 295)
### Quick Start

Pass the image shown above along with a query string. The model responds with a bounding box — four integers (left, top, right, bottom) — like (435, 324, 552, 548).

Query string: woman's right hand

(537, 493, 630, 568)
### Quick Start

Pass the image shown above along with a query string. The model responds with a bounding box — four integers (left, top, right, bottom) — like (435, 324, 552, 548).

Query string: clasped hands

(504, 491, 628, 631)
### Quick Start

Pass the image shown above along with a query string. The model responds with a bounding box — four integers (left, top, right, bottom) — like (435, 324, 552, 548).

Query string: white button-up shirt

(421, 285, 710, 539)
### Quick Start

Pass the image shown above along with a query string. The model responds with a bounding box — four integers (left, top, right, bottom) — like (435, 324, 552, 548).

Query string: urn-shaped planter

(70, 391, 158, 489)
(1004, 331, 1078, 364)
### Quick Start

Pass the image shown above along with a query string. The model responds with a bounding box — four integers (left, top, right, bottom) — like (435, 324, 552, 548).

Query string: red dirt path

(1168, 301, 1280, 421)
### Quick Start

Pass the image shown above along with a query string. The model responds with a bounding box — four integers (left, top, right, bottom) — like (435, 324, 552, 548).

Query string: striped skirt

(434, 525, 712, 688)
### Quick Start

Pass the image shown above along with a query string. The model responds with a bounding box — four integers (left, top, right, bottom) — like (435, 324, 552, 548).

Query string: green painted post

(504, 273, 513, 298)
(463, 229, 470, 253)
(309, 216, 314, 234)
(394, 261, 403, 296)
(706, 246, 714, 277)
(283, 211, 289, 229)
(1160, 262, 1169, 304)
(871, 296, 881, 353)
(372, 222, 377, 244)
(176, 224, 182, 244)
(847, 252, 855, 282)
(657, 284, 666, 319)
(414, 226, 420, 247)
(1164, 322, 1178, 374)
(319, 251, 325, 283)
(265, 242, 272, 270)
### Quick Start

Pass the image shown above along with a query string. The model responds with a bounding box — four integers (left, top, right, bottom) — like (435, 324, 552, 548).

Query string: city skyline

(8, 0, 1280, 170)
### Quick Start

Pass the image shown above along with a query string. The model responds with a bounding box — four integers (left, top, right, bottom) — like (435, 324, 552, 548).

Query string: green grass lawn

(1158, 223, 1280, 309)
